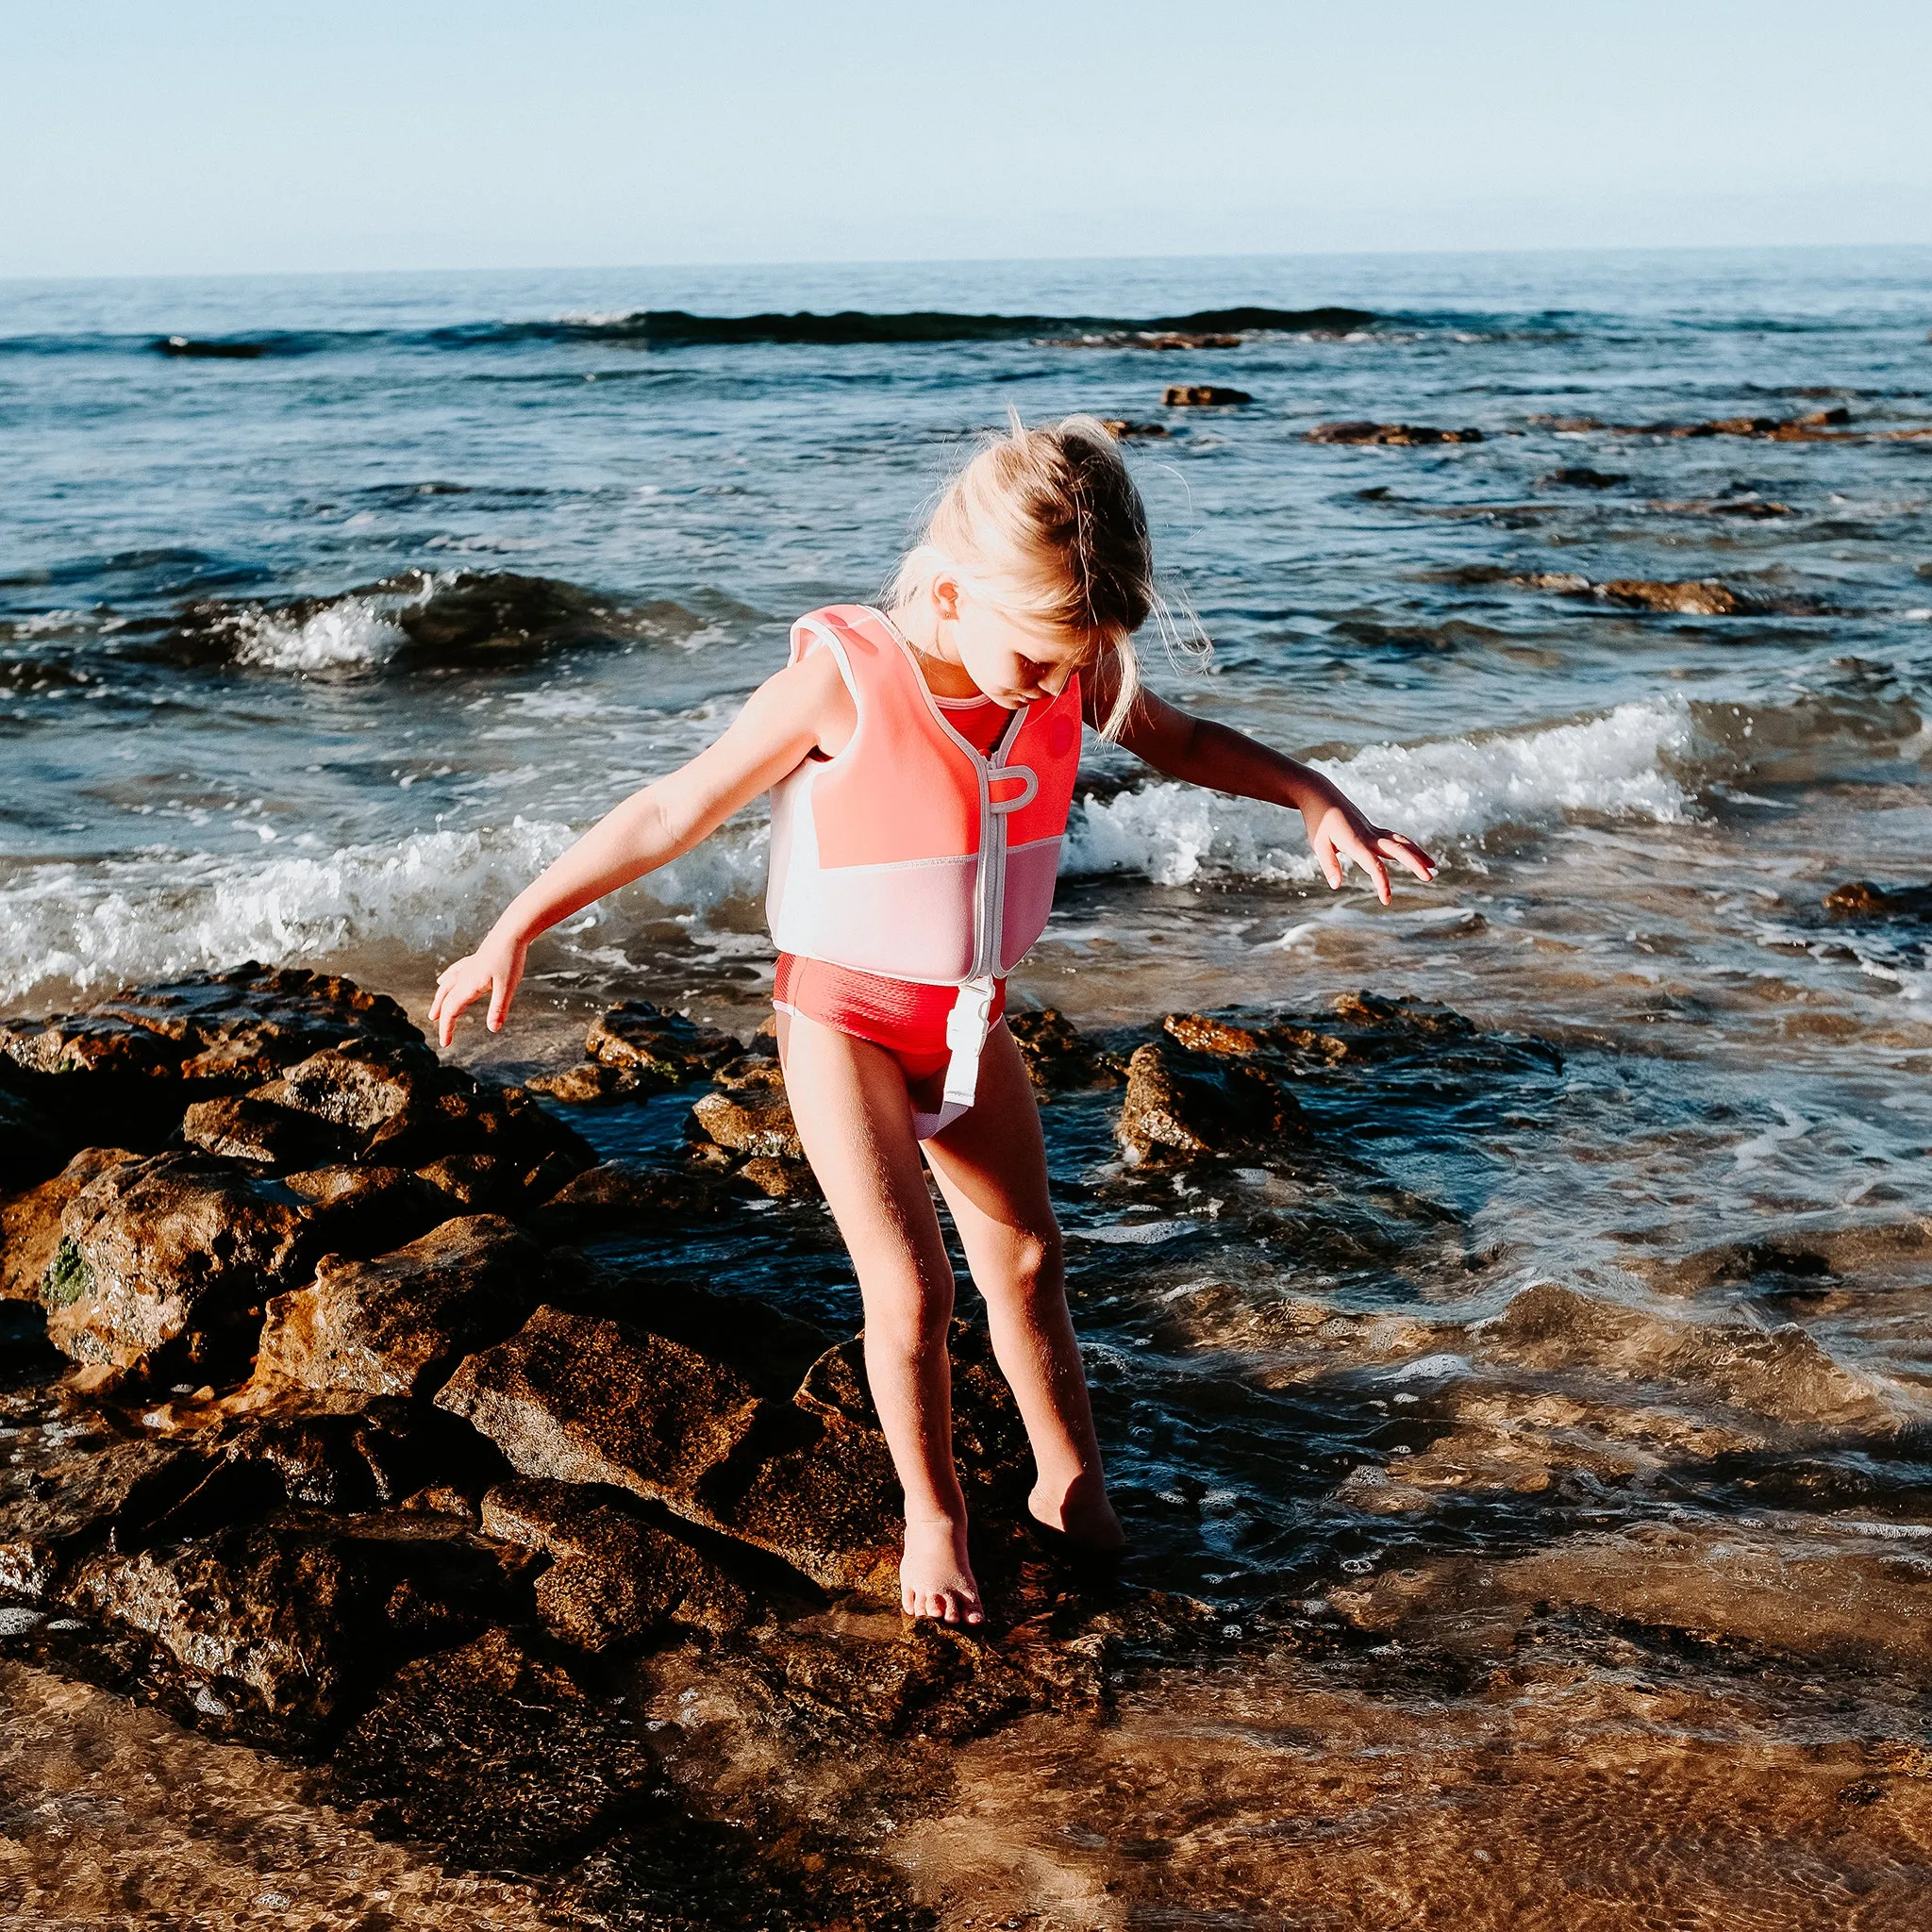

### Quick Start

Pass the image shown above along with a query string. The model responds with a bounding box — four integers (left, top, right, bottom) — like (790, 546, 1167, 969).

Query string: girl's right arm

(428, 652, 847, 1045)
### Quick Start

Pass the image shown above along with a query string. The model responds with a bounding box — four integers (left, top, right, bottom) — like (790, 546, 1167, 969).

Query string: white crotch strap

(911, 974, 997, 1141)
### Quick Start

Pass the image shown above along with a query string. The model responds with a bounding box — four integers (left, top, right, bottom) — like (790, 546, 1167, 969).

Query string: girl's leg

(922, 1023, 1124, 1548)
(776, 1009, 984, 1624)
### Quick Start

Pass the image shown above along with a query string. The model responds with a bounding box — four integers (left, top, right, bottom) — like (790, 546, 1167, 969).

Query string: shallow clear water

(2, 248, 1930, 1924)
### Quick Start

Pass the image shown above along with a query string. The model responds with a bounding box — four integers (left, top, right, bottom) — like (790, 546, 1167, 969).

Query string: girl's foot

(900, 1513, 984, 1624)
(1028, 1479, 1126, 1553)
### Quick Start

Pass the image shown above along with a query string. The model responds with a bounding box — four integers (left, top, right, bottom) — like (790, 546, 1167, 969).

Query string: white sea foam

(0, 812, 771, 1005)
(1064, 698, 1692, 885)
(230, 595, 407, 673)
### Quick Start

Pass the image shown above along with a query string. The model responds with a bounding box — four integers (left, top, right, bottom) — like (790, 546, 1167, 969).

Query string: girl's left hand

(1300, 788, 1437, 906)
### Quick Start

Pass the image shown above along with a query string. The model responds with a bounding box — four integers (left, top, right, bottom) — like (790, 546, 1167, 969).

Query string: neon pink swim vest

(766, 604, 1083, 1137)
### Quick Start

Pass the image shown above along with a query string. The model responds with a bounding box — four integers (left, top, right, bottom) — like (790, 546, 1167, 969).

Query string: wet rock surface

(253, 1213, 549, 1400)
(43, 1151, 311, 1374)
(4, 966, 1932, 1924)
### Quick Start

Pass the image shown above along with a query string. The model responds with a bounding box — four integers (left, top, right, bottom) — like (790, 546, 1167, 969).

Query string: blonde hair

(890, 412, 1201, 739)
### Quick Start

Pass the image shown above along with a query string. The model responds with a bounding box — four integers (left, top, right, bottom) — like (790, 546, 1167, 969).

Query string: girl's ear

(930, 571, 961, 624)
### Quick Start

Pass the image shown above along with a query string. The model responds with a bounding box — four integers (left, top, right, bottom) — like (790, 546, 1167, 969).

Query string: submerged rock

(1540, 466, 1627, 489)
(42, 1151, 310, 1373)
(330, 1626, 658, 1864)
(1475, 1281, 1905, 1432)
(253, 1214, 548, 1401)
(1116, 1041, 1301, 1165)
(1097, 419, 1171, 439)
(1306, 421, 1484, 445)
(437, 1305, 764, 1510)
(481, 1477, 753, 1644)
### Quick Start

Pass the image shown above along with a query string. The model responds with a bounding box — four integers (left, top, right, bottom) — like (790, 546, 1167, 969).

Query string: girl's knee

(980, 1225, 1064, 1310)
(864, 1269, 956, 1351)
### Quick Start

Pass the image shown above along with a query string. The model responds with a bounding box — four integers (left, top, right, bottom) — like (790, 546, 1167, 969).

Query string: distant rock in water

(143, 570, 729, 672)
(1306, 421, 1484, 445)
(1165, 385, 1253, 408)
(1540, 466, 1628, 489)
(154, 336, 272, 359)
(1505, 572, 1820, 616)
(565, 305, 1374, 346)
(1098, 419, 1172, 440)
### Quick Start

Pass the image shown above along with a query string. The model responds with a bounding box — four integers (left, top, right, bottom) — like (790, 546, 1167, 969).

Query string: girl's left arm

(1091, 681, 1437, 904)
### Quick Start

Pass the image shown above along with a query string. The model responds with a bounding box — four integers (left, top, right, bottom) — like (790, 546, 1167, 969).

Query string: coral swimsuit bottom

(773, 690, 1009, 1084)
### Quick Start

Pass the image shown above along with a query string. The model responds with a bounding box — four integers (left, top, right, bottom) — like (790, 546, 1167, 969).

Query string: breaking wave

(0, 816, 771, 1006)
(1065, 698, 1695, 884)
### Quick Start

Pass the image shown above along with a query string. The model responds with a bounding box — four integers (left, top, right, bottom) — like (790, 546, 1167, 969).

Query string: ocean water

(3, 248, 1931, 1922)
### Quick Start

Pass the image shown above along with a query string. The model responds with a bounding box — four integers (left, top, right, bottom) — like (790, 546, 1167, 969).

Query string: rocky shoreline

(4, 963, 1931, 1926)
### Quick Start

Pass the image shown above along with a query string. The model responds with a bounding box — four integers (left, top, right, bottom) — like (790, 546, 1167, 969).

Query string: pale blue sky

(3, 0, 1929, 278)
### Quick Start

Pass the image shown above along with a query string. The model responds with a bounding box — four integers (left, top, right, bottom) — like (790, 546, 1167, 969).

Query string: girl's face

(940, 577, 1086, 709)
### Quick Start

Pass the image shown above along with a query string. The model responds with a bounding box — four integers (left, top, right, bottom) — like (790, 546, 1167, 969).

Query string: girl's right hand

(428, 933, 526, 1047)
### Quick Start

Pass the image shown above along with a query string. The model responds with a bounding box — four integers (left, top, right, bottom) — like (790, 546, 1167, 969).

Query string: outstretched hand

(1301, 789, 1437, 906)
(428, 933, 526, 1048)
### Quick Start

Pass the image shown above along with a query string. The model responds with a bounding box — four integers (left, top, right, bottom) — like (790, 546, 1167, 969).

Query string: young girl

(431, 416, 1436, 1626)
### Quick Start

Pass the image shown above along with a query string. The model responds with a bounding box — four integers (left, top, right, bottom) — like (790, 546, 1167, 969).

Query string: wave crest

(1065, 700, 1692, 885)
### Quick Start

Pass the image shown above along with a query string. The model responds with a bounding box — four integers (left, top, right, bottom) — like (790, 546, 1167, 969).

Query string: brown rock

(481, 1476, 753, 1643)
(534, 1158, 724, 1236)
(1824, 880, 1932, 923)
(524, 1058, 632, 1103)
(1097, 419, 1171, 439)
(690, 1056, 805, 1161)
(1305, 421, 1483, 445)
(179, 1092, 354, 1169)
(733, 1155, 822, 1201)
(1007, 1008, 1123, 1091)
(1116, 1041, 1301, 1164)
(0, 1431, 206, 1599)
(279, 1163, 450, 1257)
(713, 1413, 902, 1599)
(1163, 1012, 1262, 1056)
(43, 1151, 310, 1372)
(714, 1326, 1030, 1599)
(330, 1627, 656, 1865)
(436, 1305, 763, 1511)
(204, 1395, 485, 1513)
(64, 1516, 531, 1731)
(0, 965, 426, 1158)
(254, 1215, 547, 1401)
(1596, 577, 1749, 616)
(251, 1044, 419, 1138)
(1, 1147, 137, 1301)
(1165, 384, 1252, 408)
(584, 1000, 738, 1086)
